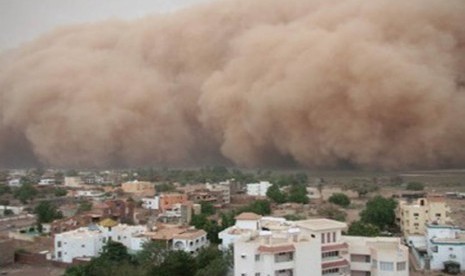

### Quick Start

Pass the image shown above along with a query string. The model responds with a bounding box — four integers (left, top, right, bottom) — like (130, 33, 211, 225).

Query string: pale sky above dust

(0, 0, 213, 50)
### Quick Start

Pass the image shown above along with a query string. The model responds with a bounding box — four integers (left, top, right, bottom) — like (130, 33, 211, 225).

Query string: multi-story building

(141, 196, 160, 210)
(397, 196, 451, 236)
(206, 182, 231, 205)
(54, 218, 146, 263)
(246, 181, 272, 197)
(343, 236, 409, 276)
(426, 224, 465, 272)
(158, 193, 188, 212)
(223, 212, 409, 276)
(121, 180, 155, 196)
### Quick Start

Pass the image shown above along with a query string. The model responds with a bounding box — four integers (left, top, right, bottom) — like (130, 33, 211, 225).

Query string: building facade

(54, 219, 146, 263)
(246, 181, 272, 197)
(222, 213, 409, 276)
(397, 196, 451, 236)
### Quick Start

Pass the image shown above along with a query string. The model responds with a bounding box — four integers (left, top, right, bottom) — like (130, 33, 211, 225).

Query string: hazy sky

(0, 0, 212, 50)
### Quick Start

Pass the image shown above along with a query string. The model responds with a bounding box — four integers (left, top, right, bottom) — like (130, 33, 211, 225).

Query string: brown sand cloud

(1, 0, 464, 169)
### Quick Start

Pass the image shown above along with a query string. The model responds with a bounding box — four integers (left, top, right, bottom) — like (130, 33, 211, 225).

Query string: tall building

(222, 212, 409, 276)
(397, 196, 451, 236)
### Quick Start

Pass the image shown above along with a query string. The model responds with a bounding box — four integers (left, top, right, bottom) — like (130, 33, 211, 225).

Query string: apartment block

(397, 196, 451, 236)
(222, 212, 409, 276)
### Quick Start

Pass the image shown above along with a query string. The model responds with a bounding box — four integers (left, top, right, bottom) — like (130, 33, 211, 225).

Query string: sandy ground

(0, 264, 65, 276)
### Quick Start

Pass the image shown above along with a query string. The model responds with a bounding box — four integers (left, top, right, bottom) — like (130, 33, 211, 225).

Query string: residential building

(7, 178, 21, 187)
(206, 182, 231, 205)
(158, 193, 188, 212)
(121, 180, 155, 196)
(142, 196, 160, 210)
(38, 178, 55, 186)
(397, 196, 451, 236)
(426, 224, 465, 271)
(54, 218, 146, 263)
(343, 236, 408, 276)
(75, 190, 104, 198)
(246, 181, 272, 197)
(144, 224, 209, 254)
(222, 213, 409, 276)
(64, 176, 83, 188)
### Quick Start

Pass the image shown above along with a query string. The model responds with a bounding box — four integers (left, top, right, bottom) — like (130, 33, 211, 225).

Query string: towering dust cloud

(1, 0, 465, 169)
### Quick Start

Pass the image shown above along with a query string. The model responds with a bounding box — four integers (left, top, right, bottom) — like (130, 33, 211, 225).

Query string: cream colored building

(121, 180, 155, 196)
(397, 196, 451, 236)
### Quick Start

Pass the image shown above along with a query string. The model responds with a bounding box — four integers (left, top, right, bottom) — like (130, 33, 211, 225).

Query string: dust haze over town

(0, 0, 464, 170)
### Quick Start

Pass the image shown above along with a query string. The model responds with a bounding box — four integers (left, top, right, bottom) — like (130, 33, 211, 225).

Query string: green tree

(239, 199, 271, 215)
(0, 185, 11, 196)
(266, 183, 287, 203)
(200, 201, 215, 215)
(328, 193, 351, 208)
(14, 183, 38, 203)
(406, 182, 424, 191)
(54, 187, 68, 197)
(34, 201, 63, 223)
(3, 209, 14, 216)
(150, 250, 196, 276)
(288, 184, 309, 204)
(135, 240, 168, 268)
(360, 196, 397, 230)
(77, 201, 93, 213)
(347, 221, 380, 237)
(100, 241, 132, 262)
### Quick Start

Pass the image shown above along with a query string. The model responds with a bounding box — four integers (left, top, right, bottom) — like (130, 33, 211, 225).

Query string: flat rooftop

(296, 219, 347, 231)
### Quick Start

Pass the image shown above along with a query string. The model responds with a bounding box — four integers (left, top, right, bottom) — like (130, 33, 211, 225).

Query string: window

(397, 261, 406, 271)
(327, 233, 331, 243)
(322, 251, 339, 259)
(255, 254, 260, 261)
(350, 254, 370, 263)
(372, 259, 377, 269)
(431, 246, 438, 252)
(255, 273, 260, 276)
(414, 223, 419, 226)
(57, 241, 62, 248)
(322, 268, 339, 275)
(81, 244, 85, 248)
(332, 232, 336, 242)
(413, 213, 419, 217)
(118, 236, 121, 241)
(57, 251, 62, 258)
(321, 233, 325, 244)
(379, 261, 394, 271)
(436, 213, 441, 217)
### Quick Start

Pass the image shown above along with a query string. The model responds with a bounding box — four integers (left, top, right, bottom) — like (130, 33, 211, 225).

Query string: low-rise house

(145, 224, 209, 254)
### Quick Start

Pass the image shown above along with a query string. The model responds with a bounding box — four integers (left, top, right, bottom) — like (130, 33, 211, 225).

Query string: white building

(54, 219, 146, 263)
(426, 224, 465, 271)
(38, 178, 55, 186)
(145, 225, 209, 254)
(8, 179, 21, 187)
(246, 181, 272, 197)
(221, 213, 409, 276)
(0, 205, 24, 215)
(343, 236, 408, 276)
(75, 190, 104, 198)
(141, 196, 160, 210)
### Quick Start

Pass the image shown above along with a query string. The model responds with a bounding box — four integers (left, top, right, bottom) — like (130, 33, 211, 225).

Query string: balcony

(322, 258, 350, 270)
